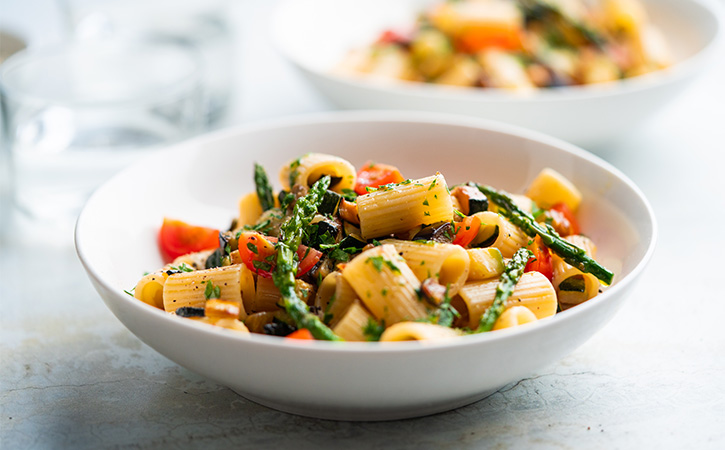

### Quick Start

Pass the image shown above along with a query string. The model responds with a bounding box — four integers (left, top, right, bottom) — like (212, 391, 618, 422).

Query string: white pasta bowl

(76, 112, 656, 421)
(272, 0, 723, 147)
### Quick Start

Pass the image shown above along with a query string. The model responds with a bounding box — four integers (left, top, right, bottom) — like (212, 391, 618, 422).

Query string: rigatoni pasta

(133, 154, 613, 341)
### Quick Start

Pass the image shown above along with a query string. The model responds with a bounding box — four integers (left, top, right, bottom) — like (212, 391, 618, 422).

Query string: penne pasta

(332, 300, 375, 342)
(357, 173, 454, 240)
(162, 264, 247, 319)
(382, 239, 470, 296)
(380, 322, 461, 341)
(457, 271, 557, 329)
(279, 153, 356, 193)
(471, 211, 529, 258)
(342, 244, 430, 324)
(552, 235, 601, 310)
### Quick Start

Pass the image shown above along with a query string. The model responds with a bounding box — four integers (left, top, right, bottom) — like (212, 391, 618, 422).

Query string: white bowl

(272, 0, 723, 147)
(75, 112, 656, 420)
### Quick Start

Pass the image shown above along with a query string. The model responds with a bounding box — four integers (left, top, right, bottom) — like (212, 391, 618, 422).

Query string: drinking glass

(61, 0, 233, 124)
(0, 40, 204, 241)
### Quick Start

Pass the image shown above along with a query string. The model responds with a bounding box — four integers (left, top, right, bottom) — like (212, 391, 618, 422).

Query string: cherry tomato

(237, 232, 323, 278)
(158, 218, 220, 263)
(549, 202, 580, 236)
(354, 161, 405, 195)
(457, 25, 523, 53)
(238, 232, 278, 278)
(377, 29, 408, 46)
(452, 215, 482, 248)
(524, 236, 553, 281)
(286, 329, 314, 340)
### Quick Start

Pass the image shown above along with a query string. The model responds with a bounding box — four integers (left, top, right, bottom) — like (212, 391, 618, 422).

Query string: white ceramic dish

(272, 0, 723, 147)
(76, 112, 656, 421)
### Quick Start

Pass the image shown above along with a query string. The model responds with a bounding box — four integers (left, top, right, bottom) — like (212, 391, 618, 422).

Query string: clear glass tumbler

(62, 0, 233, 124)
(0, 40, 204, 238)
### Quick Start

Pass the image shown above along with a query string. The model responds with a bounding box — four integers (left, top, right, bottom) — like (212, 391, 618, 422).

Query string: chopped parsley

(363, 318, 386, 342)
(341, 188, 358, 202)
(253, 260, 273, 272)
(204, 280, 221, 299)
(241, 219, 273, 235)
(367, 256, 385, 272)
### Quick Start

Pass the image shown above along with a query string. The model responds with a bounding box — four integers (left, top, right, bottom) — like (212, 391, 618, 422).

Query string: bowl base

(234, 389, 499, 421)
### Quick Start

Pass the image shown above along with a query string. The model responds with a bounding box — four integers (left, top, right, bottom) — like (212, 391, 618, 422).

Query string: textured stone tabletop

(2, 1, 725, 448)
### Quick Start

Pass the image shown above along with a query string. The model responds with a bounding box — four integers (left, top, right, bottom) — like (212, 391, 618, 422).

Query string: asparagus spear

(272, 175, 343, 341)
(477, 248, 533, 333)
(518, 0, 606, 49)
(254, 163, 276, 212)
(476, 184, 614, 286)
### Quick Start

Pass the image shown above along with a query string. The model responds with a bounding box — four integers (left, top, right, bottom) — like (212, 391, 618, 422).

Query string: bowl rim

(75, 110, 658, 355)
(271, 0, 725, 103)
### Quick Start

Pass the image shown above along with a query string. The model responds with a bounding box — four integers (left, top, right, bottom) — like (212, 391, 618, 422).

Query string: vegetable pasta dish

(337, 0, 671, 89)
(131, 153, 613, 341)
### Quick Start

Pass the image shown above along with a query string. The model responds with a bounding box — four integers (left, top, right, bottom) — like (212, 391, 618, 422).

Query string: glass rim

(0, 39, 203, 108)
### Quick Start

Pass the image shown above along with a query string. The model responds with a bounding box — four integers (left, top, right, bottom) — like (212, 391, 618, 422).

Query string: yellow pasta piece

(331, 300, 374, 342)
(602, 0, 648, 34)
(134, 271, 167, 309)
(525, 168, 582, 211)
(552, 235, 601, 310)
(342, 244, 430, 325)
(382, 239, 470, 296)
(357, 173, 453, 240)
(466, 247, 505, 281)
(162, 265, 246, 318)
(380, 322, 461, 341)
(492, 305, 538, 331)
(244, 311, 292, 334)
(471, 211, 529, 258)
(457, 271, 557, 329)
(328, 274, 359, 327)
(237, 192, 264, 227)
(191, 316, 250, 333)
(279, 153, 356, 193)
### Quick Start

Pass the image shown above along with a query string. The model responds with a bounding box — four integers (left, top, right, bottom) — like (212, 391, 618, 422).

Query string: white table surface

(2, 1, 724, 448)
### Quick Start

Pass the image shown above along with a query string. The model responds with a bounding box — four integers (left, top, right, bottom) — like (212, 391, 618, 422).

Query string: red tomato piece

(549, 202, 581, 236)
(158, 218, 220, 263)
(377, 29, 408, 45)
(237, 232, 322, 279)
(238, 232, 278, 278)
(452, 215, 482, 248)
(525, 236, 553, 281)
(354, 161, 405, 195)
(296, 245, 323, 278)
(286, 329, 314, 340)
(457, 25, 523, 53)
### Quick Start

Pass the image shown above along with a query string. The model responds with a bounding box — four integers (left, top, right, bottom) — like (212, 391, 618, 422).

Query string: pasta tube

(380, 322, 461, 341)
(134, 271, 167, 309)
(162, 264, 247, 319)
(471, 211, 529, 258)
(279, 153, 356, 193)
(457, 271, 557, 329)
(382, 239, 470, 296)
(331, 300, 375, 342)
(357, 173, 453, 239)
(525, 168, 582, 211)
(342, 244, 430, 324)
(552, 235, 601, 310)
